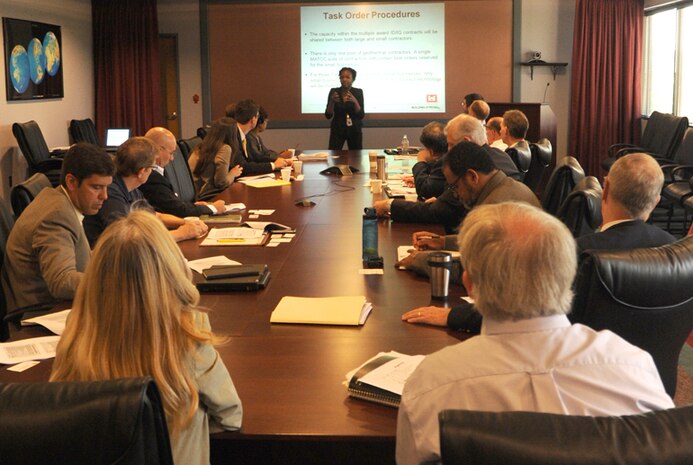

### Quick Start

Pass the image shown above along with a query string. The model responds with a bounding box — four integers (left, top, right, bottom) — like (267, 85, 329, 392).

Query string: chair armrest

(607, 143, 637, 157)
(671, 165, 693, 181)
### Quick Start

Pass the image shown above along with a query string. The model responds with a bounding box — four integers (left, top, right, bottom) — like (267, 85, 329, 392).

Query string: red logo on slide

(426, 94, 438, 103)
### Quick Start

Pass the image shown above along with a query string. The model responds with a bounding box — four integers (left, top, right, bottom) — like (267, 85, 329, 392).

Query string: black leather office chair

(570, 236, 693, 397)
(0, 198, 15, 342)
(0, 377, 173, 465)
(602, 111, 689, 172)
(556, 176, 602, 238)
(541, 156, 585, 216)
(10, 173, 52, 218)
(11, 121, 64, 187)
(68, 118, 100, 145)
(177, 136, 202, 161)
(164, 145, 197, 203)
(439, 407, 693, 465)
(505, 140, 531, 182)
(526, 138, 552, 191)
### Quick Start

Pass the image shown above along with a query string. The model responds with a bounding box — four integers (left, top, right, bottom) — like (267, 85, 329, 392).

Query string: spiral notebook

(345, 351, 424, 408)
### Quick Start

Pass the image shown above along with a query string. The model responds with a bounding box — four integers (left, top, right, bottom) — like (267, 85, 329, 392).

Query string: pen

(418, 235, 440, 240)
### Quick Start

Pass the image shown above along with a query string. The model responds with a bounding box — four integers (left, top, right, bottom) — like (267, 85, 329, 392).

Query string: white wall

(518, 0, 575, 158)
(0, 0, 93, 198)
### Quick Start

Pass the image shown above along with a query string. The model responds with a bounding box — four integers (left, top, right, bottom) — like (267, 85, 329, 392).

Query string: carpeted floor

(673, 336, 693, 406)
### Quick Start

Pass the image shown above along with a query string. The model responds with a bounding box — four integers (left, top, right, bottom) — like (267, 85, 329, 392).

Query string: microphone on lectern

(542, 82, 550, 103)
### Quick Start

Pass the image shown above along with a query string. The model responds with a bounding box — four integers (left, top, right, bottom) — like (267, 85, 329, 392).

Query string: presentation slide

(300, 3, 445, 114)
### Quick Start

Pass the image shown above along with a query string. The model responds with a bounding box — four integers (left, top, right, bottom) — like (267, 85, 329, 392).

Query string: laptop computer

(105, 128, 131, 150)
(195, 264, 271, 292)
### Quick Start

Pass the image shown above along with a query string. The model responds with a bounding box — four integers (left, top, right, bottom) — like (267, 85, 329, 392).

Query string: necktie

(242, 138, 248, 158)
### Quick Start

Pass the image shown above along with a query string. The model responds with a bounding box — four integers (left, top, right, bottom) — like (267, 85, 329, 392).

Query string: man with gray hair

(577, 152, 675, 252)
(396, 202, 674, 465)
(399, 121, 448, 199)
(373, 114, 519, 231)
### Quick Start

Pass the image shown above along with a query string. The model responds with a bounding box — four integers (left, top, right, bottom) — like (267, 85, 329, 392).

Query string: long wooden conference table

(1, 150, 467, 465)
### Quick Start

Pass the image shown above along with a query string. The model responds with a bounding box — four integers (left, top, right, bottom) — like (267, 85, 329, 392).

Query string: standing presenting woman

(325, 67, 365, 150)
(51, 211, 242, 465)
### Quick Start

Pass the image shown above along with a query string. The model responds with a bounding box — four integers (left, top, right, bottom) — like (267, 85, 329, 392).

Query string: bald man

(139, 127, 227, 218)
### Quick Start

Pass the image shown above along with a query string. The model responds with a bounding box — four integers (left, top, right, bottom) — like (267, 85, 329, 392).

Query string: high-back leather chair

(570, 236, 693, 397)
(69, 118, 100, 145)
(603, 112, 689, 172)
(164, 145, 197, 203)
(439, 407, 693, 465)
(10, 173, 52, 218)
(541, 156, 585, 216)
(177, 136, 202, 161)
(505, 140, 532, 182)
(556, 176, 602, 238)
(0, 377, 174, 465)
(0, 198, 15, 341)
(12, 121, 63, 186)
(525, 138, 552, 191)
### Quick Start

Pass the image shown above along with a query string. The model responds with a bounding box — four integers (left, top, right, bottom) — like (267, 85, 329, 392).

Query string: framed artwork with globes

(2, 17, 63, 101)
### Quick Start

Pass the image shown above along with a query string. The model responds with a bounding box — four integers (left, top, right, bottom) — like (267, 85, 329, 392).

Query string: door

(159, 34, 180, 139)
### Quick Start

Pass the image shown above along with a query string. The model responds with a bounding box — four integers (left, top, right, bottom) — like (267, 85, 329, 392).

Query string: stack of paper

(21, 309, 71, 335)
(200, 227, 266, 246)
(299, 152, 329, 161)
(270, 296, 372, 325)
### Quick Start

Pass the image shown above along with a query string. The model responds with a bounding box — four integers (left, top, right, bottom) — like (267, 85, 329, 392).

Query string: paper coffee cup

(293, 160, 303, 175)
(370, 179, 383, 194)
(288, 148, 296, 158)
(281, 167, 292, 182)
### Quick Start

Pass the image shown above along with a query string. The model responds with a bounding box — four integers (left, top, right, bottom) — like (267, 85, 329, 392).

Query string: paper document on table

(200, 227, 266, 246)
(21, 309, 71, 335)
(270, 296, 372, 325)
(299, 152, 329, 161)
(388, 186, 417, 196)
(0, 336, 60, 364)
(398, 245, 416, 263)
(187, 256, 241, 273)
(237, 174, 275, 183)
(358, 353, 425, 395)
(225, 202, 246, 212)
(242, 179, 291, 188)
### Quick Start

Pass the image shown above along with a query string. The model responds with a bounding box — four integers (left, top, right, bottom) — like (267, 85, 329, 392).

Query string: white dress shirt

(396, 314, 674, 465)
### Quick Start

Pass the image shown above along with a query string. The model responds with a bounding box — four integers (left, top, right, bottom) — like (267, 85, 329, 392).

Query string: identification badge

(346, 114, 353, 127)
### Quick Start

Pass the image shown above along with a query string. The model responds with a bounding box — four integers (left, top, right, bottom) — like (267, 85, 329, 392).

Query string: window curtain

(568, 0, 644, 176)
(92, 0, 162, 141)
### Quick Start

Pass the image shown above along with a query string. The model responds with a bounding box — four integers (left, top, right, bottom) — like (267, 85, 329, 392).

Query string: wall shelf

(521, 62, 568, 80)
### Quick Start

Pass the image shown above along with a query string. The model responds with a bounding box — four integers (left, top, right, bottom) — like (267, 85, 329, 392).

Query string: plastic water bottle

(401, 135, 410, 155)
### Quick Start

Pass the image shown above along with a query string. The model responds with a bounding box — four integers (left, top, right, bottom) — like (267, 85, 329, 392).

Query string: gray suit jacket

(2, 187, 90, 312)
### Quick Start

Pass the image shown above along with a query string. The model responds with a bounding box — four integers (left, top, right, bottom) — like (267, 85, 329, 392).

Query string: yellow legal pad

(270, 296, 372, 326)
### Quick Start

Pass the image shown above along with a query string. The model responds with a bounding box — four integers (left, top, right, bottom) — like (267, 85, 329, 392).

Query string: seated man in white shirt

(396, 202, 674, 465)
(485, 116, 507, 150)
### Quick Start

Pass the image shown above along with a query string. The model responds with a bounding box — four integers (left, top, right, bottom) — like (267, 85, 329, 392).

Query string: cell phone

(202, 265, 262, 280)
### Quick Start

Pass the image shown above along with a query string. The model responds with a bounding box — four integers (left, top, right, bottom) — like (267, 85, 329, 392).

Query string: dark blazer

(447, 219, 677, 333)
(229, 124, 274, 176)
(325, 87, 365, 130)
(576, 220, 676, 254)
(411, 158, 446, 199)
(139, 170, 211, 218)
(246, 131, 278, 163)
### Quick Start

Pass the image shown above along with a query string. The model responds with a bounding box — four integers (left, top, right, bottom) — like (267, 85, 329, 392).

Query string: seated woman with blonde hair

(188, 120, 243, 200)
(51, 210, 242, 465)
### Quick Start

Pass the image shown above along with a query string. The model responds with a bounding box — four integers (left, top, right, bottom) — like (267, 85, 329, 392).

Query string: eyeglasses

(447, 176, 462, 198)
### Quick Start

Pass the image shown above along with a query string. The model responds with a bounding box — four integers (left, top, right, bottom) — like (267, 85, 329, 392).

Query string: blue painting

(3, 17, 63, 101)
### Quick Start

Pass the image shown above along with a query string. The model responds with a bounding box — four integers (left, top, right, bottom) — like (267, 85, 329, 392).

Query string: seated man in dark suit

(140, 127, 229, 218)
(2, 144, 115, 313)
(401, 152, 676, 332)
(399, 121, 448, 199)
(230, 99, 292, 176)
(246, 106, 293, 163)
(373, 114, 520, 233)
